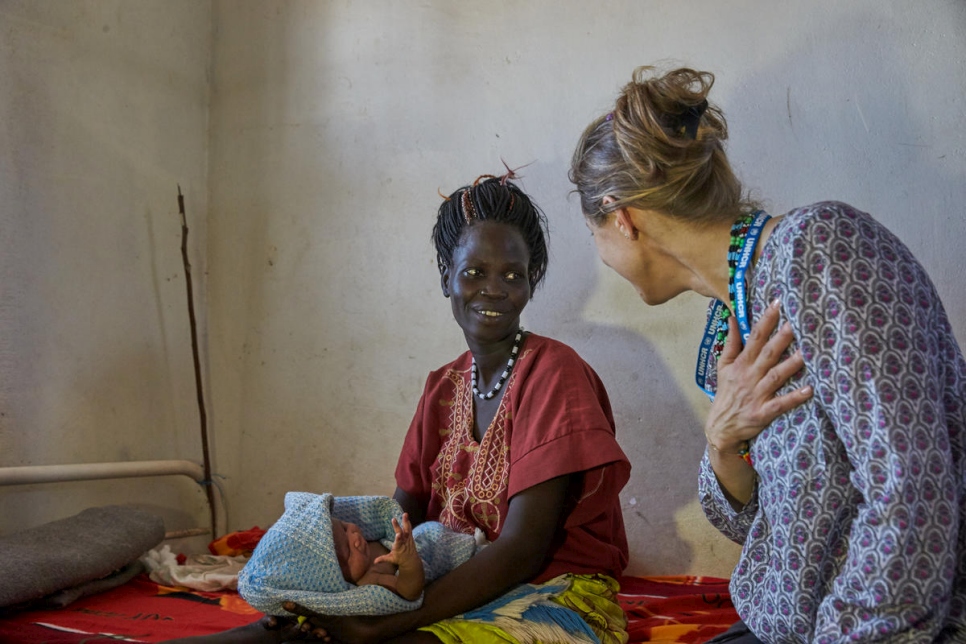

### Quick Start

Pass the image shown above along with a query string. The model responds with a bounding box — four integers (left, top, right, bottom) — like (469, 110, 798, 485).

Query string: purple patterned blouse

(699, 202, 966, 642)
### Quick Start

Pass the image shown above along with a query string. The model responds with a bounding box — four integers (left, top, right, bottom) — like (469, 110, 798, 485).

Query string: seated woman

(167, 171, 632, 644)
(569, 64, 966, 642)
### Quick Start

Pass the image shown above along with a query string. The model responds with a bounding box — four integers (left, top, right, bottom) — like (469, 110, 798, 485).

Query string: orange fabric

(208, 526, 266, 557)
(617, 575, 739, 643)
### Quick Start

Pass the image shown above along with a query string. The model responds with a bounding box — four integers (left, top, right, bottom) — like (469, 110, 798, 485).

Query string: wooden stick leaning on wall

(177, 185, 217, 539)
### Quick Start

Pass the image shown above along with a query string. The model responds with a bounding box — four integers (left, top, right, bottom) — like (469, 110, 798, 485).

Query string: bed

(0, 571, 737, 643)
(0, 532, 740, 644)
(0, 462, 738, 643)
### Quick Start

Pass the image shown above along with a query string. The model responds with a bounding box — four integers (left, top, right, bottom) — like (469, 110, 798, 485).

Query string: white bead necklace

(471, 329, 525, 400)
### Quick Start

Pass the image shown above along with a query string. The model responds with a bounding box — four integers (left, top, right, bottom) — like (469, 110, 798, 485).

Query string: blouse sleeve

(507, 341, 630, 526)
(787, 204, 962, 640)
(698, 451, 759, 544)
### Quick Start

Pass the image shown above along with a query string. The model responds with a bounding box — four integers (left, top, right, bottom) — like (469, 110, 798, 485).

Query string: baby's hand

(372, 513, 425, 600)
(373, 513, 418, 567)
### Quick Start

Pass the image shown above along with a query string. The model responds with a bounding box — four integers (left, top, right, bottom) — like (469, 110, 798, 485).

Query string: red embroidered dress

(395, 333, 630, 583)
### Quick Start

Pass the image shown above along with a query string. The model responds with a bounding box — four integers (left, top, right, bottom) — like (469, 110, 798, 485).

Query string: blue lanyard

(695, 211, 770, 400)
(695, 301, 728, 399)
(732, 211, 770, 343)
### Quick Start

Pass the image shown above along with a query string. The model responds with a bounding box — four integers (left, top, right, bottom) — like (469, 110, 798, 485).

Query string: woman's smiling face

(442, 221, 531, 348)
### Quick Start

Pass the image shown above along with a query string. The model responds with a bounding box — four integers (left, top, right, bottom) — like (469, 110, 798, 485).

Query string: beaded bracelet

(707, 439, 754, 467)
(736, 443, 753, 467)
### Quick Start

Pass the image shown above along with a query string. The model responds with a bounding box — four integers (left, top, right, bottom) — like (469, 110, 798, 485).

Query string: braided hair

(432, 173, 549, 293)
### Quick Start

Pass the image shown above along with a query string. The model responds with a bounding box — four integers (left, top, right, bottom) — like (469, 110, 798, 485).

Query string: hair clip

(681, 99, 708, 139)
(604, 112, 614, 122)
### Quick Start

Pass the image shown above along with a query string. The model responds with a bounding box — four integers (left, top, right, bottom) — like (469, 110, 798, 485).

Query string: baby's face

(331, 518, 370, 583)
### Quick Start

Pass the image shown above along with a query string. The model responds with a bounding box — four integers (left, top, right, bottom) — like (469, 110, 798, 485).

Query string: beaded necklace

(471, 329, 525, 400)
(695, 211, 770, 401)
(711, 213, 757, 356)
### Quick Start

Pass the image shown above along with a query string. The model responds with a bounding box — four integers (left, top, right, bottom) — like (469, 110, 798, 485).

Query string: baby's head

(331, 517, 371, 584)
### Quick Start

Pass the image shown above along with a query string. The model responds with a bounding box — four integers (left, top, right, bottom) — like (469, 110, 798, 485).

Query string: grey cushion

(0, 505, 165, 608)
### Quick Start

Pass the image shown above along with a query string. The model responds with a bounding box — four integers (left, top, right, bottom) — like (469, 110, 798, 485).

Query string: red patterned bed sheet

(0, 573, 737, 643)
(0, 574, 260, 643)
(618, 575, 738, 643)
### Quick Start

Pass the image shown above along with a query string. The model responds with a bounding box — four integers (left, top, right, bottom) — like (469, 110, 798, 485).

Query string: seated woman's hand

(706, 299, 812, 454)
(260, 614, 320, 641)
(282, 603, 381, 644)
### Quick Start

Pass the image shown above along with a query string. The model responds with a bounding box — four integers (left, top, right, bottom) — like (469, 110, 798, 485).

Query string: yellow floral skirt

(421, 574, 628, 644)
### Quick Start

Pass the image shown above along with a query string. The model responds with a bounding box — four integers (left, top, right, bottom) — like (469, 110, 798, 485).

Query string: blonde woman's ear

(614, 207, 639, 241)
(598, 195, 638, 240)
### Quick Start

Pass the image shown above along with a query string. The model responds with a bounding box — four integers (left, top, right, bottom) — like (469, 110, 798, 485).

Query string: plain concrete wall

(0, 0, 213, 549)
(3, 1, 965, 578)
(206, 1, 966, 577)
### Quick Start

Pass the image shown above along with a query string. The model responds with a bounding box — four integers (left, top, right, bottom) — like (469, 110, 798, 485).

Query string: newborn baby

(238, 492, 484, 617)
(331, 512, 423, 600)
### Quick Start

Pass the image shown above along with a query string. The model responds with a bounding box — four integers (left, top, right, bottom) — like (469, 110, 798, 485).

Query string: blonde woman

(570, 65, 966, 642)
